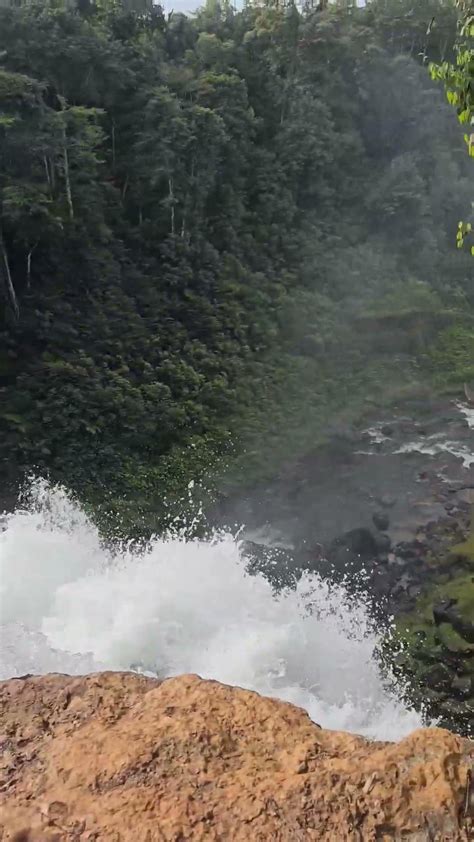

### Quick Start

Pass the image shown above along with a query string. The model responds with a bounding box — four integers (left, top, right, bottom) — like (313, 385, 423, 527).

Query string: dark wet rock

(391, 572, 412, 596)
(396, 542, 423, 560)
(407, 584, 423, 600)
(325, 528, 380, 579)
(433, 601, 474, 644)
(445, 502, 459, 514)
(433, 599, 459, 626)
(421, 663, 453, 691)
(374, 532, 391, 553)
(451, 675, 472, 698)
(378, 493, 397, 509)
(396, 542, 417, 559)
(372, 511, 390, 531)
(330, 528, 378, 559)
(241, 540, 302, 590)
(435, 624, 473, 654)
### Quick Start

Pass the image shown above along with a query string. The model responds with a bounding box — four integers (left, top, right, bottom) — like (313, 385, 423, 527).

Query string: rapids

(0, 480, 423, 740)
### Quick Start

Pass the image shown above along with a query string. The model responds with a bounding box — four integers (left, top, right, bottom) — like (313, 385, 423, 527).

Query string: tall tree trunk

(26, 241, 38, 290)
(50, 156, 56, 191)
(441, 37, 449, 62)
(169, 177, 175, 236)
(111, 119, 116, 170)
(61, 124, 74, 221)
(0, 229, 19, 320)
(43, 155, 51, 192)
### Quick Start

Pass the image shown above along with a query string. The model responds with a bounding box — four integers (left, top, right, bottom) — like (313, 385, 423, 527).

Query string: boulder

(452, 675, 473, 698)
(240, 540, 302, 589)
(372, 511, 390, 532)
(374, 531, 391, 553)
(328, 527, 378, 573)
(433, 601, 474, 645)
(0, 672, 473, 841)
(421, 662, 453, 691)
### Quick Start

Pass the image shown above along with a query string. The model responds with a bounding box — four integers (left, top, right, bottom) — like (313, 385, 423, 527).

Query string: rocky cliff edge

(0, 672, 473, 841)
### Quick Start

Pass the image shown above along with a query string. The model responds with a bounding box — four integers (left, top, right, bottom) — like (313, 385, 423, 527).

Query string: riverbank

(221, 395, 474, 734)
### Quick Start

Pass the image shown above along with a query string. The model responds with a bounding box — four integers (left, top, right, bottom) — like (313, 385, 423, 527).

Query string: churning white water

(0, 481, 423, 740)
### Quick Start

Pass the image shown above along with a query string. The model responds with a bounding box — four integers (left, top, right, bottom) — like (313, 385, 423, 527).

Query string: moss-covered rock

(393, 554, 474, 735)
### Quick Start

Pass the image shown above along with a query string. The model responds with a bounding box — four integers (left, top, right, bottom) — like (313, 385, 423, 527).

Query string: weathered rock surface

(1, 672, 473, 841)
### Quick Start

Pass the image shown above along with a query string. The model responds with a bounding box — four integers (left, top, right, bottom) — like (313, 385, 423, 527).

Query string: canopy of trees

(0, 0, 472, 532)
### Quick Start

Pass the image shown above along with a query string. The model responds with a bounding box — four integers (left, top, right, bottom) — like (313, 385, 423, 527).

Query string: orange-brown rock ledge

(0, 672, 472, 841)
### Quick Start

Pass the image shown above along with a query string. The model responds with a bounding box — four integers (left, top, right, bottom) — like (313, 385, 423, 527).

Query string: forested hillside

(0, 0, 472, 532)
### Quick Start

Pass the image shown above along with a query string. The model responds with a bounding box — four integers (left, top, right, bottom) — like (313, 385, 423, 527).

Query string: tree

(0, 0, 472, 533)
(430, 0, 473, 253)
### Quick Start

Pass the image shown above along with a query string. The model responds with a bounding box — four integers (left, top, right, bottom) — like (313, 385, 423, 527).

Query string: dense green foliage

(431, 0, 474, 253)
(0, 0, 472, 531)
(431, 0, 473, 150)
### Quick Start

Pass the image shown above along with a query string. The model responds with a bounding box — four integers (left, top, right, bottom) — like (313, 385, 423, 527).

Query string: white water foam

(394, 437, 474, 468)
(395, 401, 474, 466)
(364, 424, 391, 444)
(457, 400, 474, 430)
(0, 481, 423, 740)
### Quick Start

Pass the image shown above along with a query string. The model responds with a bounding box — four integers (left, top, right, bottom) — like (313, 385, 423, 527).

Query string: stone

(407, 584, 423, 599)
(241, 540, 302, 590)
(328, 528, 378, 572)
(378, 494, 397, 508)
(397, 542, 420, 560)
(433, 599, 458, 626)
(435, 623, 474, 654)
(0, 673, 473, 842)
(451, 675, 472, 698)
(421, 663, 453, 691)
(373, 511, 390, 531)
(374, 532, 391, 552)
(433, 602, 474, 645)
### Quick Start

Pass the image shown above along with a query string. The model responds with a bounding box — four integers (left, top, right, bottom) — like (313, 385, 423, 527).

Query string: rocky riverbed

(218, 396, 474, 735)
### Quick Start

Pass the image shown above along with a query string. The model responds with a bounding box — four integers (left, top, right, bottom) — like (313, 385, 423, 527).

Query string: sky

(163, 0, 254, 15)
(164, 0, 199, 10)
(163, 0, 217, 13)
